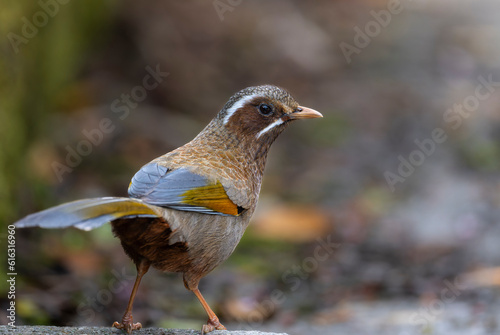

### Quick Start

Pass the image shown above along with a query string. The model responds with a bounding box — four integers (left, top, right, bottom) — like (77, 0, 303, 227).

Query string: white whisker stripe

(223, 94, 261, 125)
(257, 119, 284, 139)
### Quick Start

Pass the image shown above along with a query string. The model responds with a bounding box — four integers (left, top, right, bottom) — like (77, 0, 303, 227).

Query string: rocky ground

(5, 298, 499, 335)
(0, 327, 287, 335)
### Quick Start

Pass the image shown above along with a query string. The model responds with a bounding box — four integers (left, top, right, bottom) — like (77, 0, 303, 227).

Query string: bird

(15, 85, 322, 334)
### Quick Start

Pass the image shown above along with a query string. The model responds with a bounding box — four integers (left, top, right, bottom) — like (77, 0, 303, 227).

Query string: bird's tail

(15, 197, 163, 231)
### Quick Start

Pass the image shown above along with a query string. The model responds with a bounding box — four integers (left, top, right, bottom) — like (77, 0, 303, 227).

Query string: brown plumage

(14, 85, 322, 334)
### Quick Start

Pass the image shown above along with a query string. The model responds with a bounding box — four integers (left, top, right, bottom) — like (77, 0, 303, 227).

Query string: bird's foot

(201, 315, 226, 334)
(112, 312, 142, 334)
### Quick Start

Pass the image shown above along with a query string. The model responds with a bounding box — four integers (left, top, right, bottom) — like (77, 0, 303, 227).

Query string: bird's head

(215, 85, 322, 146)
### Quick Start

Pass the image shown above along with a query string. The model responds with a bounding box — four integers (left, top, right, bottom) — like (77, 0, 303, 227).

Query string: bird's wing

(128, 162, 244, 216)
(14, 197, 162, 231)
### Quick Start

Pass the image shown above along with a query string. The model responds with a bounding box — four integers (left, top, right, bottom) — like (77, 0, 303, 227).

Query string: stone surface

(0, 326, 288, 335)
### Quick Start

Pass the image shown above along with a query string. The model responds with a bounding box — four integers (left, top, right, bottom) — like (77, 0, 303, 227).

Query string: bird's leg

(192, 288, 226, 334)
(112, 259, 150, 334)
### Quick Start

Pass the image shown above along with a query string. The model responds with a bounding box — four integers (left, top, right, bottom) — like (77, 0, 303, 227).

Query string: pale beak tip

(291, 106, 323, 119)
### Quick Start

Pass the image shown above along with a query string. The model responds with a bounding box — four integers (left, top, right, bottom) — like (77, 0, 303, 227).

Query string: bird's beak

(288, 106, 323, 120)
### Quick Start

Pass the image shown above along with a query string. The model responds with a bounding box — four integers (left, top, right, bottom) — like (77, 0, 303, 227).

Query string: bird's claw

(112, 313, 142, 334)
(201, 316, 226, 334)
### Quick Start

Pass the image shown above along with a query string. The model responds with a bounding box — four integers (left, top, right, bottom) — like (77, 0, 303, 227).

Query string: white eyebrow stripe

(223, 94, 261, 125)
(257, 119, 284, 139)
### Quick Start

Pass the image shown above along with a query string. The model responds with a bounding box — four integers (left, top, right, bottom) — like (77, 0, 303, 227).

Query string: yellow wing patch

(83, 200, 159, 219)
(181, 181, 241, 216)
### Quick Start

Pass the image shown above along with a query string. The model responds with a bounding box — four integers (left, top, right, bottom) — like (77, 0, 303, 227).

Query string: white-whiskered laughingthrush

(15, 85, 322, 334)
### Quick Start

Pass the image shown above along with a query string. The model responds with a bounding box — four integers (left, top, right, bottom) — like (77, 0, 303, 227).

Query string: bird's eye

(258, 103, 273, 116)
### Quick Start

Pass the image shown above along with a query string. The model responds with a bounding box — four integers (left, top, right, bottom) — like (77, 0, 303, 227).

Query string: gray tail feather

(14, 197, 162, 231)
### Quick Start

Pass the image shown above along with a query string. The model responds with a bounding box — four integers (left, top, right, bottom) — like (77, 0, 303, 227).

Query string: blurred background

(1, 1, 500, 334)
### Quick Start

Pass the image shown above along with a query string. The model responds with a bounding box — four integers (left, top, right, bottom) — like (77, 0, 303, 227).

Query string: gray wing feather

(15, 197, 159, 231)
(128, 163, 230, 215)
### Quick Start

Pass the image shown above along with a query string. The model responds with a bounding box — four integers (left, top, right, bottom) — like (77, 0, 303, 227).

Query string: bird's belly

(111, 209, 252, 279)
(162, 209, 251, 277)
